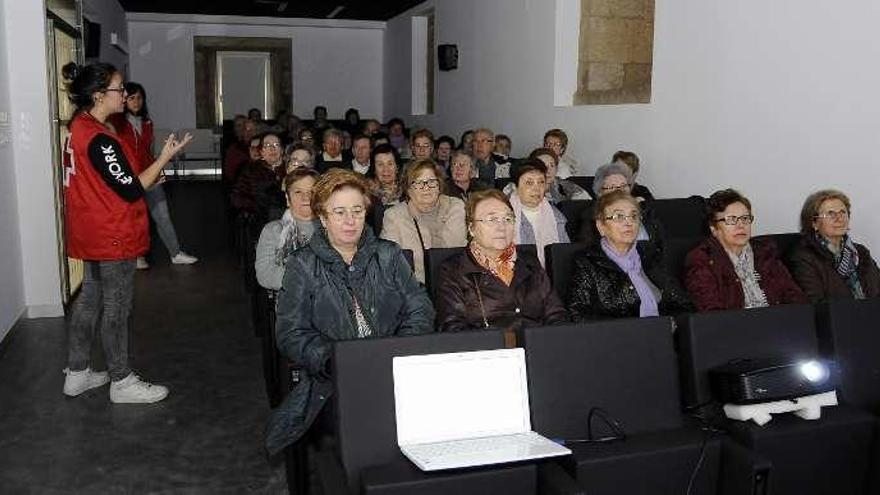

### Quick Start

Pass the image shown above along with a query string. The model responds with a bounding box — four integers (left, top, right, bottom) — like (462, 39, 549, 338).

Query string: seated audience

(284, 114, 302, 143)
(231, 132, 286, 220)
(223, 115, 250, 186)
(494, 134, 512, 160)
(509, 159, 570, 266)
(505, 148, 590, 203)
(255, 169, 319, 290)
(446, 150, 488, 202)
(685, 189, 806, 311)
(435, 135, 455, 175)
(248, 107, 262, 122)
(789, 189, 880, 302)
(296, 128, 315, 150)
(371, 132, 390, 148)
(569, 191, 692, 320)
(285, 144, 314, 173)
(362, 119, 381, 136)
(387, 117, 408, 153)
(578, 162, 662, 251)
(348, 134, 371, 175)
(459, 129, 475, 154)
(311, 105, 329, 136)
(381, 159, 467, 283)
(315, 128, 352, 172)
(409, 128, 435, 164)
(612, 150, 654, 201)
(473, 128, 511, 180)
(543, 128, 580, 178)
(366, 143, 403, 207)
(343, 107, 360, 135)
(435, 189, 567, 332)
(268, 169, 434, 455)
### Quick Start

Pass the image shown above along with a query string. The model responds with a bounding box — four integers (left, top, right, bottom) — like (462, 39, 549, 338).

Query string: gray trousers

(145, 184, 181, 257)
(67, 259, 135, 381)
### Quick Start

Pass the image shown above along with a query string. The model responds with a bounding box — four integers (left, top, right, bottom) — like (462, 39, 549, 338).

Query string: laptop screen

(393, 348, 532, 445)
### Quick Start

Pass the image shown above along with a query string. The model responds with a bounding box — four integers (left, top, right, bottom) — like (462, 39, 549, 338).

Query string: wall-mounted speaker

(438, 44, 458, 71)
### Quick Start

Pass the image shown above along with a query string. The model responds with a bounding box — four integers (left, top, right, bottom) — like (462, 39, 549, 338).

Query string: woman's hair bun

(62, 62, 80, 81)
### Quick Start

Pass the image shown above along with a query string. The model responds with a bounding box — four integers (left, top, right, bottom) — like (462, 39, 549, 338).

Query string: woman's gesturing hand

(159, 132, 194, 162)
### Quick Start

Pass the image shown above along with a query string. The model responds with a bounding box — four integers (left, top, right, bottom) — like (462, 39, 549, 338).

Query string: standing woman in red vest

(61, 62, 191, 403)
(110, 81, 198, 269)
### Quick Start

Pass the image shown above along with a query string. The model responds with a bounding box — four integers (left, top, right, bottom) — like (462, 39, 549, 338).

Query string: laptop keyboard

(408, 433, 547, 459)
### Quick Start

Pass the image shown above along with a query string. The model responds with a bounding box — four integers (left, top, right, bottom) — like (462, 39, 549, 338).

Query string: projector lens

(800, 360, 828, 383)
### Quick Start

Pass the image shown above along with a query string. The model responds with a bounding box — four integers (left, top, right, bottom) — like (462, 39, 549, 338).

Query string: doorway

(216, 51, 272, 125)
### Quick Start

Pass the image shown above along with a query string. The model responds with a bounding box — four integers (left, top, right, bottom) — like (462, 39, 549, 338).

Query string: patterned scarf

(816, 232, 865, 299)
(276, 210, 314, 267)
(727, 243, 768, 309)
(470, 241, 517, 286)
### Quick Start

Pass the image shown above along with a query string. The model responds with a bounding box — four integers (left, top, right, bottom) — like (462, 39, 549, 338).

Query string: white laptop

(392, 348, 571, 471)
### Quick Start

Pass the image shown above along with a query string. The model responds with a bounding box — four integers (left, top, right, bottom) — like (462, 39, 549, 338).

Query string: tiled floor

(0, 181, 288, 494)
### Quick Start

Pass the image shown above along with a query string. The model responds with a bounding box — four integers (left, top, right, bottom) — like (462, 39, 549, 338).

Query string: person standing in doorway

(110, 82, 198, 268)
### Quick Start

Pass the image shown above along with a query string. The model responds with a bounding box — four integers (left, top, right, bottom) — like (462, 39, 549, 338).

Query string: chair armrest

(314, 449, 353, 495)
(719, 437, 771, 495)
(537, 461, 585, 495)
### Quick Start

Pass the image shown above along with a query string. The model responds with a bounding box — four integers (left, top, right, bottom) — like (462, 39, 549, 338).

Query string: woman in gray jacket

(255, 169, 319, 290)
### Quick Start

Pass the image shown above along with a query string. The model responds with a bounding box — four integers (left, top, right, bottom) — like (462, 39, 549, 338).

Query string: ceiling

(118, 0, 428, 21)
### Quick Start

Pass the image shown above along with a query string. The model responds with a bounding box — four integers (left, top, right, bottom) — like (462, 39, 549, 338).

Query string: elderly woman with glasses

(435, 189, 567, 332)
(381, 159, 467, 283)
(685, 189, 806, 312)
(268, 168, 434, 456)
(789, 189, 880, 303)
(568, 191, 691, 320)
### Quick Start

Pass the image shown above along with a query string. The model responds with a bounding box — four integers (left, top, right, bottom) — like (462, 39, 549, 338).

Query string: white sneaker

(63, 367, 110, 397)
(136, 257, 150, 270)
(171, 252, 198, 265)
(110, 373, 169, 404)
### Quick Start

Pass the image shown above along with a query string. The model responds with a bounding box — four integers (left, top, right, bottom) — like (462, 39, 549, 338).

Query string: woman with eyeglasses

(569, 191, 691, 320)
(60, 62, 191, 403)
(685, 189, 806, 312)
(509, 159, 570, 267)
(435, 189, 567, 332)
(109, 81, 197, 269)
(380, 159, 467, 283)
(230, 131, 286, 220)
(268, 169, 434, 455)
(789, 189, 880, 303)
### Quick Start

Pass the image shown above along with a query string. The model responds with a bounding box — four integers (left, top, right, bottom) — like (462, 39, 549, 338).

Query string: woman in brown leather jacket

(789, 189, 880, 303)
(435, 189, 568, 332)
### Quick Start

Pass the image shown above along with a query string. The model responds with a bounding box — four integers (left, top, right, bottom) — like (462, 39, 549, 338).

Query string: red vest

(64, 112, 149, 260)
(108, 112, 153, 173)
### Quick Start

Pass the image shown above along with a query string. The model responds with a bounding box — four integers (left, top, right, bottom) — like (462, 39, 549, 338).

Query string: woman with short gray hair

(592, 161, 634, 198)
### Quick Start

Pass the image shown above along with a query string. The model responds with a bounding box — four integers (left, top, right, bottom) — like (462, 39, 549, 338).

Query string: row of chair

(308, 299, 880, 495)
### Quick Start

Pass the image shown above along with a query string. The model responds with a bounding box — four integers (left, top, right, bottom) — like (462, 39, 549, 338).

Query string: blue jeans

(67, 260, 135, 381)
(145, 185, 181, 256)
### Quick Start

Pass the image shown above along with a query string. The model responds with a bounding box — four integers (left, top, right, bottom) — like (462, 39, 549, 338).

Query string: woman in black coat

(266, 169, 434, 455)
(568, 191, 691, 320)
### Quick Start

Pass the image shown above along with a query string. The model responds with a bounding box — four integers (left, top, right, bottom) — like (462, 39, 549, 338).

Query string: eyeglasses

(601, 184, 631, 193)
(475, 215, 516, 225)
(715, 215, 755, 226)
(521, 179, 546, 188)
(604, 212, 641, 224)
(262, 142, 282, 149)
(410, 178, 439, 190)
(290, 189, 312, 198)
(814, 209, 849, 221)
(413, 143, 433, 150)
(103, 87, 126, 94)
(326, 206, 366, 222)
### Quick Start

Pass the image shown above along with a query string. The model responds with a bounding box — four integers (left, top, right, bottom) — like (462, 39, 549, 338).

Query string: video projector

(709, 357, 838, 405)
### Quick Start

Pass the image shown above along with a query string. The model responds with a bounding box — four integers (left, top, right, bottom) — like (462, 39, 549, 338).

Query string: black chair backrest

(567, 176, 595, 198)
(662, 236, 704, 284)
(521, 318, 683, 439)
(332, 330, 508, 492)
(543, 242, 588, 304)
(676, 304, 818, 407)
(556, 199, 593, 241)
(651, 196, 706, 239)
(424, 247, 466, 301)
(401, 249, 415, 273)
(753, 232, 801, 264)
(816, 297, 880, 414)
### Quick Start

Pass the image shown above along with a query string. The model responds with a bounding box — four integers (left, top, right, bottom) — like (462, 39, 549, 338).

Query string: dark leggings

(67, 259, 135, 381)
